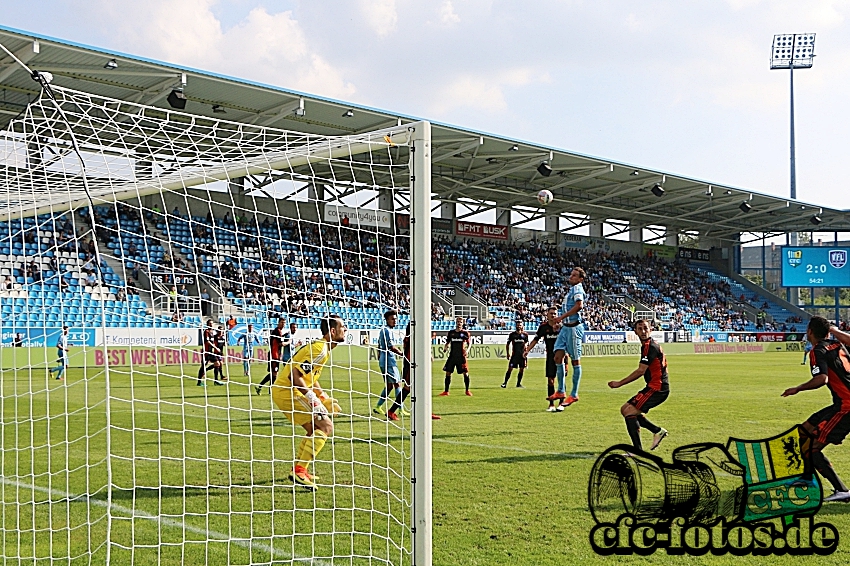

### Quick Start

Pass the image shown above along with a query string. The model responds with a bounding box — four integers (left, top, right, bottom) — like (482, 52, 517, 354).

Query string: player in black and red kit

(501, 320, 529, 389)
(256, 318, 286, 395)
(525, 306, 561, 411)
(196, 319, 217, 386)
(212, 326, 227, 385)
(608, 319, 669, 451)
(782, 316, 850, 502)
(440, 317, 472, 396)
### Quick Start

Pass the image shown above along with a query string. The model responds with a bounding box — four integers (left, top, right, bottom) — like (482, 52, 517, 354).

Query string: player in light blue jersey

(49, 326, 70, 381)
(548, 267, 586, 411)
(240, 323, 264, 377)
(374, 309, 404, 416)
(802, 338, 814, 365)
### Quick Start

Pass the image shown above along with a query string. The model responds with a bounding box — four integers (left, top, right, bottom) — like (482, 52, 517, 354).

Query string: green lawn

(2, 351, 849, 565)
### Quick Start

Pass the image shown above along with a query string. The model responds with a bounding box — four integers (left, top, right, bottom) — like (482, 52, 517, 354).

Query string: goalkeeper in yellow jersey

(272, 315, 346, 489)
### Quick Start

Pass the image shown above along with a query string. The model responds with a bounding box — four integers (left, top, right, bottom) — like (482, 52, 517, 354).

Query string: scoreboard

(781, 247, 850, 287)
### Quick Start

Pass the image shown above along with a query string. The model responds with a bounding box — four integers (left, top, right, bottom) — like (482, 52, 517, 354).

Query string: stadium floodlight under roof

(770, 33, 816, 69)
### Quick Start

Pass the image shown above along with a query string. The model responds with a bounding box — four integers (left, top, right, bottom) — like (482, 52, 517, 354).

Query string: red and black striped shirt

(269, 327, 284, 361)
(811, 339, 850, 409)
(639, 338, 669, 391)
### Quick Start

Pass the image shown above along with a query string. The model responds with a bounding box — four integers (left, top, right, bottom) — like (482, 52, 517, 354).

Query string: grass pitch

(3, 351, 850, 565)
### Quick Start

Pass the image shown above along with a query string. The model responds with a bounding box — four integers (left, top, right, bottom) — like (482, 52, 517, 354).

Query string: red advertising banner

(756, 332, 786, 342)
(455, 220, 509, 240)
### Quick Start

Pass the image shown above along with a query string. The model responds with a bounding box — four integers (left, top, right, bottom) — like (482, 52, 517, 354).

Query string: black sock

(547, 381, 555, 404)
(503, 370, 511, 385)
(444, 375, 451, 393)
(625, 416, 642, 450)
(464, 374, 470, 392)
(389, 387, 411, 414)
(197, 366, 205, 384)
(516, 370, 524, 386)
(258, 374, 272, 387)
(799, 425, 815, 481)
(637, 415, 661, 434)
(813, 451, 848, 492)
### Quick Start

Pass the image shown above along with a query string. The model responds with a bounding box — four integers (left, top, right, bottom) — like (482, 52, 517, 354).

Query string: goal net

(0, 82, 432, 565)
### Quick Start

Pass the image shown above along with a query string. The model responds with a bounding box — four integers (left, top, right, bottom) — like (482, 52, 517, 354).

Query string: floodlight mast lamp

(770, 33, 816, 201)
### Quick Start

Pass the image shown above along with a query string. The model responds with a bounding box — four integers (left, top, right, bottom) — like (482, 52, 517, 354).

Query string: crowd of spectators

(80, 202, 805, 332)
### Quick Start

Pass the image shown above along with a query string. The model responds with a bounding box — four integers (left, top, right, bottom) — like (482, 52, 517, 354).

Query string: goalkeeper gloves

(304, 391, 329, 420)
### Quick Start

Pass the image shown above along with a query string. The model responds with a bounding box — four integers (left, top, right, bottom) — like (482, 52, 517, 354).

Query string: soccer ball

(537, 189, 553, 206)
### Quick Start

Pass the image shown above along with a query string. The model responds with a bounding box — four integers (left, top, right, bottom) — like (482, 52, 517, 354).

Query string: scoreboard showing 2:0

(781, 246, 850, 287)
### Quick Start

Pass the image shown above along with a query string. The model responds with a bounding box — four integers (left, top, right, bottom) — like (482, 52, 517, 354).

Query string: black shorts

(545, 357, 557, 378)
(268, 359, 280, 374)
(807, 405, 850, 445)
(508, 356, 527, 369)
(443, 356, 468, 374)
(204, 353, 217, 364)
(628, 387, 669, 413)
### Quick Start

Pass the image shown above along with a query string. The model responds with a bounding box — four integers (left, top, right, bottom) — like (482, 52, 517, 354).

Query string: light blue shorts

(381, 364, 401, 385)
(554, 324, 584, 360)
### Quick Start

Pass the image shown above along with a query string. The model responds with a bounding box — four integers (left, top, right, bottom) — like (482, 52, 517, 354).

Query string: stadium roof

(1, 24, 848, 244)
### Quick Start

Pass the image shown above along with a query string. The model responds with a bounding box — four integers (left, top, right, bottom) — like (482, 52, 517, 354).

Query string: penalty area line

(0, 477, 330, 565)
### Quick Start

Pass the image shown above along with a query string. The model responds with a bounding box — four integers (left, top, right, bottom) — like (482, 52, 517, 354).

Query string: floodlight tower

(770, 33, 816, 201)
(771, 33, 815, 307)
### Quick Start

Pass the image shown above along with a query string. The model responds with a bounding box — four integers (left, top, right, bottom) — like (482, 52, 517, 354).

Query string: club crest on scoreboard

(829, 250, 847, 269)
(786, 249, 802, 268)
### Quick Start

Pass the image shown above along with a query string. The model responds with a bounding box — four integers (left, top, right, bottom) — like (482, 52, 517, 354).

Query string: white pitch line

(0, 477, 330, 565)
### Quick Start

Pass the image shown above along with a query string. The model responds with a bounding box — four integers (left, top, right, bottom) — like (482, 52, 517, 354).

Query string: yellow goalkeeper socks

(295, 430, 328, 469)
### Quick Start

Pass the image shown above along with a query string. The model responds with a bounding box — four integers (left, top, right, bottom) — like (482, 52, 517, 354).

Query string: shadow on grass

(445, 452, 596, 465)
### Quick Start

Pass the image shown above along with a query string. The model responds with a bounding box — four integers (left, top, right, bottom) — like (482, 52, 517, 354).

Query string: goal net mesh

(0, 84, 423, 565)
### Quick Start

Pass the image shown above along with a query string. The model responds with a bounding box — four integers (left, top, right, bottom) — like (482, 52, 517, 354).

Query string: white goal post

(0, 80, 432, 566)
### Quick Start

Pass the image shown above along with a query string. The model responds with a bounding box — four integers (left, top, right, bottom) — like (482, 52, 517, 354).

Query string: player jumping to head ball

(608, 319, 669, 451)
(548, 267, 586, 410)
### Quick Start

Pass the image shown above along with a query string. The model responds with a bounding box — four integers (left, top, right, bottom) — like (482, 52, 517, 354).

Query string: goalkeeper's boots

(546, 391, 565, 401)
(290, 466, 317, 490)
(387, 411, 400, 421)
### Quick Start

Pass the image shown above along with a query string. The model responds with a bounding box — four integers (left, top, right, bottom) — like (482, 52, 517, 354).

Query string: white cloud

(86, 1, 355, 99)
(431, 68, 551, 114)
(438, 0, 461, 26)
(359, 0, 398, 37)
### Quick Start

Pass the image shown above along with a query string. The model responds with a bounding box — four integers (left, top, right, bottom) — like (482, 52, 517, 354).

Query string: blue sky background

(2, 0, 849, 209)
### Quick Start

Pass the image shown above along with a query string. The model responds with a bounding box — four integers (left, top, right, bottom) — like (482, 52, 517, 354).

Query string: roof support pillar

(589, 216, 604, 239)
(629, 222, 643, 243)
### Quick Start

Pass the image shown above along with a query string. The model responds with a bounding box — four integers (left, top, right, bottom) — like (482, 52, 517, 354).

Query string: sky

(2, 0, 849, 211)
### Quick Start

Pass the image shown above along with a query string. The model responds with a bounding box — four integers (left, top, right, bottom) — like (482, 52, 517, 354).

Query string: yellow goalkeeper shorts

(272, 386, 339, 427)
